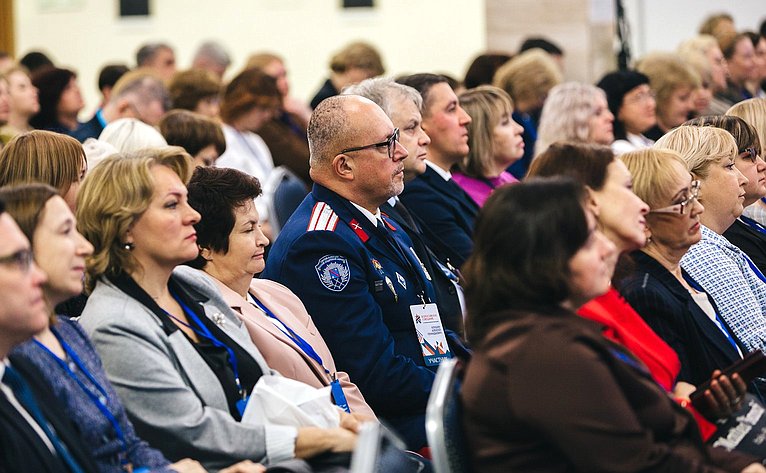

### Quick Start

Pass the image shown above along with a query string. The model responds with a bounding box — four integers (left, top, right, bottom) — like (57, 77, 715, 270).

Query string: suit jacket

(462, 306, 755, 473)
(381, 200, 465, 336)
(398, 165, 479, 268)
(0, 357, 99, 473)
(72, 113, 104, 143)
(723, 218, 766, 275)
(79, 273, 297, 471)
(619, 251, 744, 388)
(176, 266, 375, 419)
(263, 183, 461, 450)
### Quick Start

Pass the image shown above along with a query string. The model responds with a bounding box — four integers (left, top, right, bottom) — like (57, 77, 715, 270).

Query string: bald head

(308, 95, 390, 169)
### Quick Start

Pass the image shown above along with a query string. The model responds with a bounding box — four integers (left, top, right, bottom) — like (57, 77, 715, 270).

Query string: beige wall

(13, 0, 487, 115)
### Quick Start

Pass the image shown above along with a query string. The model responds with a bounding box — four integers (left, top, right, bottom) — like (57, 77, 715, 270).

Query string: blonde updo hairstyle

(654, 125, 737, 179)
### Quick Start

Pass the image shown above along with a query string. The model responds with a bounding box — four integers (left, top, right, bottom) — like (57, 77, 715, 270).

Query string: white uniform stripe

(307, 202, 325, 231)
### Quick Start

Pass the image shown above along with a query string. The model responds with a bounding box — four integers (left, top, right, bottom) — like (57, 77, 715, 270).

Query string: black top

(111, 273, 263, 420)
(723, 218, 766, 275)
(310, 78, 339, 110)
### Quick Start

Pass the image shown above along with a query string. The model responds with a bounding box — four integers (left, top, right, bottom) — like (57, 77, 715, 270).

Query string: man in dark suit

(344, 77, 465, 336)
(263, 95, 466, 450)
(0, 201, 97, 473)
(396, 73, 479, 268)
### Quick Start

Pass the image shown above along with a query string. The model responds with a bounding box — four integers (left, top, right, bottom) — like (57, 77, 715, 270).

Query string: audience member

(0, 196, 100, 473)
(74, 69, 169, 142)
(678, 35, 730, 114)
(95, 64, 130, 109)
(262, 95, 467, 450)
(745, 32, 766, 98)
(535, 82, 614, 156)
(310, 41, 384, 109)
(135, 42, 176, 81)
(492, 49, 562, 178)
(519, 36, 564, 71)
(718, 33, 758, 105)
(18, 50, 54, 76)
(167, 69, 222, 119)
(76, 148, 358, 470)
(463, 53, 512, 90)
(596, 70, 657, 154)
(0, 51, 13, 74)
(453, 85, 522, 206)
(699, 13, 736, 45)
(0, 75, 9, 128)
(728, 98, 766, 225)
(619, 149, 753, 402)
(344, 77, 465, 335)
(637, 52, 700, 140)
(0, 67, 38, 145)
(99, 117, 167, 153)
(246, 53, 311, 185)
(685, 115, 766, 272)
(29, 67, 84, 133)
(461, 178, 762, 473)
(0, 130, 86, 211)
(396, 73, 478, 268)
(191, 40, 232, 79)
(160, 109, 225, 167)
(656, 126, 766, 355)
(185, 166, 375, 418)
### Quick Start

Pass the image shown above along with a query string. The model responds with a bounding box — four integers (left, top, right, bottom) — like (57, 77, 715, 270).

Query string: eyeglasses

(649, 180, 701, 215)
(624, 90, 656, 104)
(340, 128, 400, 160)
(0, 249, 34, 273)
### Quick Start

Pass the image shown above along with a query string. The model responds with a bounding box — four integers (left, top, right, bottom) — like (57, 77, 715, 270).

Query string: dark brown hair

(527, 142, 614, 190)
(220, 68, 280, 124)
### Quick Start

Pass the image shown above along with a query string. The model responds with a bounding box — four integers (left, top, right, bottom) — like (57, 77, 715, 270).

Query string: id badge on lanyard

(411, 302, 453, 366)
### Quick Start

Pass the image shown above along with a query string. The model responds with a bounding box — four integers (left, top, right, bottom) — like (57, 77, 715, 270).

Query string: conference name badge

(410, 303, 453, 366)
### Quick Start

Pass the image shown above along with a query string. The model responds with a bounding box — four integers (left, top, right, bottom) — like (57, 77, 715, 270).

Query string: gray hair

(193, 41, 231, 68)
(136, 42, 173, 67)
(308, 96, 352, 169)
(342, 77, 423, 117)
(535, 82, 607, 156)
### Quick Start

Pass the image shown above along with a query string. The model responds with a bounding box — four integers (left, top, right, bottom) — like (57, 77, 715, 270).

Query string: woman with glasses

(596, 70, 657, 155)
(451, 85, 523, 207)
(684, 116, 766, 273)
(619, 149, 752, 402)
(655, 126, 766, 361)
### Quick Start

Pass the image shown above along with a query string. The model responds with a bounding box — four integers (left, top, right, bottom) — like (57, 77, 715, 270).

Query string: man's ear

(198, 246, 213, 262)
(332, 153, 355, 181)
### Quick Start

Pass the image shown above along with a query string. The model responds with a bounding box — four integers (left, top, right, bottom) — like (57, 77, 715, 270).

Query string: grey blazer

(79, 270, 298, 472)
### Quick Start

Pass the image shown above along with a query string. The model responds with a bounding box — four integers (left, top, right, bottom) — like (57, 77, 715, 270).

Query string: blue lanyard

(249, 294, 326, 371)
(742, 252, 766, 285)
(32, 328, 130, 460)
(167, 294, 245, 399)
(740, 215, 766, 236)
(683, 274, 742, 353)
(249, 293, 351, 413)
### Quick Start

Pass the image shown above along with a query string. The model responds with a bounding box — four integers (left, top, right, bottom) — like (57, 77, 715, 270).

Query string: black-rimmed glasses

(0, 249, 34, 273)
(649, 180, 701, 215)
(340, 128, 400, 160)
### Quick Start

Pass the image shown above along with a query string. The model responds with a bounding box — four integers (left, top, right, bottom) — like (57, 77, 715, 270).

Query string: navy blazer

(263, 184, 462, 450)
(1, 357, 99, 473)
(723, 218, 766, 275)
(72, 113, 104, 143)
(619, 251, 744, 388)
(381, 200, 465, 337)
(398, 166, 479, 268)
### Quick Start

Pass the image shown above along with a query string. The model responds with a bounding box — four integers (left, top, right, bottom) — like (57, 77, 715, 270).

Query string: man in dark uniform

(262, 95, 464, 450)
(0, 200, 98, 473)
(343, 77, 465, 336)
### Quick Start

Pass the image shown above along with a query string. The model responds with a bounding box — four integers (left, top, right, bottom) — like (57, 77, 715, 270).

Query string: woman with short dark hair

(30, 67, 84, 133)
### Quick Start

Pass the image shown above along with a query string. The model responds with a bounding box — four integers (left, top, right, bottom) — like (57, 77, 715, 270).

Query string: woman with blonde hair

(0, 130, 86, 211)
(535, 82, 614, 156)
(0, 66, 38, 144)
(76, 147, 358, 471)
(492, 48, 562, 178)
(655, 126, 766, 358)
(452, 85, 523, 206)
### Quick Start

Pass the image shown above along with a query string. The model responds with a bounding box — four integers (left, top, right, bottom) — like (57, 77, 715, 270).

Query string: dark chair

(426, 359, 469, 473)
(351, 421, 426, 473)
(264, 166, 309, 236)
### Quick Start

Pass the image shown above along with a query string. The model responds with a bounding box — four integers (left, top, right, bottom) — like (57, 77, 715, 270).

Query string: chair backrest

(350, 421, 417, 473)
(263, 165, 309, 236)
(426, 358, 470, 473)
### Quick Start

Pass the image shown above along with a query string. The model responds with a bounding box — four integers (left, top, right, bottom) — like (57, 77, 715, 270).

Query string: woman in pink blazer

(185, 165, 375, 418)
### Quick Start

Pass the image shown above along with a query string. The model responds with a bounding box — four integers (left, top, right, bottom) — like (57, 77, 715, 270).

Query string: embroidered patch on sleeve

(315, 255, 351, 291)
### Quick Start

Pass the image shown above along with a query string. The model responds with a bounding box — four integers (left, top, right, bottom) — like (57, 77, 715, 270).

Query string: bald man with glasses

(263, 95, 467, 451)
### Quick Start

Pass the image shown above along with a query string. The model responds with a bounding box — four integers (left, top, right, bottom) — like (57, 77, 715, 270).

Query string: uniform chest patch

(315, 255, 351, 292)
